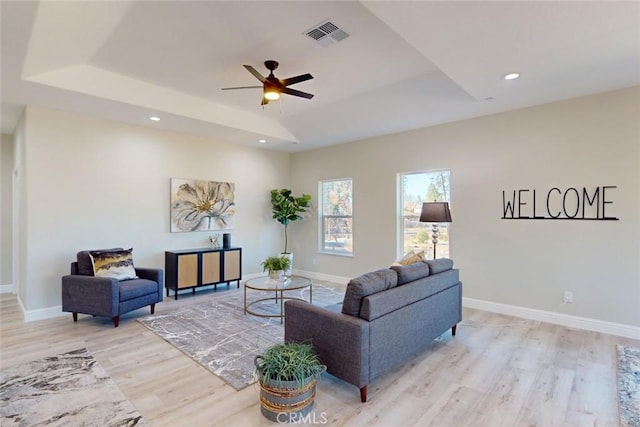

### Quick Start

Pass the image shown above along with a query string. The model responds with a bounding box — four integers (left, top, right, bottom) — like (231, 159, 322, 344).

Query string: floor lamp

(419, 202, 452, 259)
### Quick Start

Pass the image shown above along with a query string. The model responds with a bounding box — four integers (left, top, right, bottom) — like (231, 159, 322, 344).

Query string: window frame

(397, 169, 451, 260)
(318, 177, 353, 256)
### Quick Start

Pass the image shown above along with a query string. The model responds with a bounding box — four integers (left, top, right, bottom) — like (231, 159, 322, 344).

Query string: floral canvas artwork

(171, 179, 235, 232)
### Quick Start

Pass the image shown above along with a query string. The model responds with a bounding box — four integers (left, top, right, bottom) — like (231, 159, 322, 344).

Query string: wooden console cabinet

(165, 247, 242, 299)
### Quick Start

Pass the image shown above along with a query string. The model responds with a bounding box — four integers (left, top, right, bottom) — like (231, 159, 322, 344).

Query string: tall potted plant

(254, 342, 325, 422)
(270, 189, 311, 274)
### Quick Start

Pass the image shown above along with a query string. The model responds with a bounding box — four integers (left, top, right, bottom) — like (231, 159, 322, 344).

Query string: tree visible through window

(399, 170, 450, 259)
(320, 178, 353, 255)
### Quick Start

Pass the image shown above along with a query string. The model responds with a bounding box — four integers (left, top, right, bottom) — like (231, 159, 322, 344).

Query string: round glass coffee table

(243, 276, 312, 324)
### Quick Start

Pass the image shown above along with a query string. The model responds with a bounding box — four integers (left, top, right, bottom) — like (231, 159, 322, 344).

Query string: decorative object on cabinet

(165, 247, 242, 299)
(208, 234, 221, 248)
(419, 201, 452, 259)
(170, 178, 235, 232)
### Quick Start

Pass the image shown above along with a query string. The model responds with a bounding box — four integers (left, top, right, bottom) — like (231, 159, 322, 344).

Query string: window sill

(318, 250, 353, 258)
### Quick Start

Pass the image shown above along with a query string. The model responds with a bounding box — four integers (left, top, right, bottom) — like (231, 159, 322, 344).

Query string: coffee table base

(243, 278, 313, 324)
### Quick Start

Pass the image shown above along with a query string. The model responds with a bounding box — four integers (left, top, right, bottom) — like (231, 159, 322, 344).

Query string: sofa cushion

(390, 261, 430, 285)
(76, 248, 123, 276)
(342, 269, 398, 317)
(89, 248, 138, 281)
(426, 258, 454, 274)
(360, 269, 460, 321)
(119, 278, 158, 301)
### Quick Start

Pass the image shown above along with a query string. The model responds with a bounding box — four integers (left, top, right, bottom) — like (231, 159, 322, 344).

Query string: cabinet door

(202, 251, 221, 284)
(177, 254, 198, 288)
(224, 250, 241, 281)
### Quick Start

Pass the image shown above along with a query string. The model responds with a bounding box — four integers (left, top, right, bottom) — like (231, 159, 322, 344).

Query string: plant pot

(280, 252, 293, 277)
(268, 270, 284, 281)
(256, 366, 326, 422)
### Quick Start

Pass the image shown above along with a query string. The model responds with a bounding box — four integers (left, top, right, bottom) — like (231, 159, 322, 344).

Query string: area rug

(617, 345, 640, 427)
(138, 283, 344, 391)
(0, 348, 145, 426)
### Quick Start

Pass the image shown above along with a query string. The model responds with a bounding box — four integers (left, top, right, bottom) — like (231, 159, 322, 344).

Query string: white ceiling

(2, 1, 639, 152)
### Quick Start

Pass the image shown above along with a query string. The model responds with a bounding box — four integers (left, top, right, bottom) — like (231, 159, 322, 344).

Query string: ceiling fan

(222, 60, 314, 105)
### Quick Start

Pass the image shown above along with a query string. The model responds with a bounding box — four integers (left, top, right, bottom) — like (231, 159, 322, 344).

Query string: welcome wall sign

(502, 186, 619, 220)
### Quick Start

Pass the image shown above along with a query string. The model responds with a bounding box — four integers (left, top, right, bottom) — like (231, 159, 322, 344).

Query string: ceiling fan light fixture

(263, 82, 280, 101)
(264, 88, 280, 100)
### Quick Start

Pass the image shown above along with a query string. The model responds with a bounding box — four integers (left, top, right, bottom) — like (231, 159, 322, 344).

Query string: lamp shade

(419, 202, 452, 223)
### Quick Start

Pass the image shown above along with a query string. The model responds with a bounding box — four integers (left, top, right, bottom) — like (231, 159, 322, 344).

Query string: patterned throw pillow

(89, 248, 138, 280)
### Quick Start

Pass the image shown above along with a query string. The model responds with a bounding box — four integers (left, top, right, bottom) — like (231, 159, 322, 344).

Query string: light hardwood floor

(1, 286, 637, 427)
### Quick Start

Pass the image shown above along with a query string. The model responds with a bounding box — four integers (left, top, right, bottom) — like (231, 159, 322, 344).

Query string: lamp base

(431, 224, 439, 259)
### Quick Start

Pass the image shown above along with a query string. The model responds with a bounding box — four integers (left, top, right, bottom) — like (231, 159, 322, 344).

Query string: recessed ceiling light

(503, 73, 520, 80)
(258, 139, 267, 144)
(149, 115, 161, 121)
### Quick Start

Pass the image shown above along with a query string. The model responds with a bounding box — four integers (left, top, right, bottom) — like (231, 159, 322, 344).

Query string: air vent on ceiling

(304, 20, 349, 47)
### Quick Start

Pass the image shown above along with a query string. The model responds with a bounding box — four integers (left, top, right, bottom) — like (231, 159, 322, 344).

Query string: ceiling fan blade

(221, 86, 262, 90)
(244, 65, 266, 83)
(281, 73, 313, 87)
(282, 87, 314, 99)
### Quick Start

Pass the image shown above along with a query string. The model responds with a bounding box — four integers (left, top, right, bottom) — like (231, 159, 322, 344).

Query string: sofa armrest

(284, 300, 370, 389)
(135, 267, 164, 301)
(61, 275, 119, 317)
(135, 267, 162, 283)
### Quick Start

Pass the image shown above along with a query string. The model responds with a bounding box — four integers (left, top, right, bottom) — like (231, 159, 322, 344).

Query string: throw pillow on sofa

(391, 250, 425, 266)
(89, 248, 138, 281)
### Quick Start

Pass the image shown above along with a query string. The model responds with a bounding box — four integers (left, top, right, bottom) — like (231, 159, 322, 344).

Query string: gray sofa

(284, 258, 462, 402)
(62, 249, 163, 327)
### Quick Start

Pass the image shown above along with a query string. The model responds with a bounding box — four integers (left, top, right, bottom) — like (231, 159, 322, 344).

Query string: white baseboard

(0, 283, 15, 293)
(294, 269, 349, 288)
(463, 297, 640, 340)
(23, 305, 66, 322)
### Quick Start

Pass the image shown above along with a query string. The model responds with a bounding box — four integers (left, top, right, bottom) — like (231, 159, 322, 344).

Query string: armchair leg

(150, 304, 156, 315)
(452, 324, 457, 336)
(360, 385, 367, 402)
(72, 312, 78, 322)
(113, 316, 120, 328)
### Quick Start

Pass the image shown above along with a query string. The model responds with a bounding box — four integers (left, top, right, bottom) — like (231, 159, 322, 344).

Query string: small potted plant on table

(254, 342, 326, 422)
(261, 255, 291, 281)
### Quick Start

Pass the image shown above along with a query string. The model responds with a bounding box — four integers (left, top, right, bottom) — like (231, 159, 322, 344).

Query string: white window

(398, 170, 450, 259)
(319, 178, 353, 255)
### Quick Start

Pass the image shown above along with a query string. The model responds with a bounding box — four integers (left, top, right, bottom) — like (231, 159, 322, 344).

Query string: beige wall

(12, 87, 640, 329)
(291, 87, 640, 327)
(17, 106, 291, 311)
(1, 134, 14, 286)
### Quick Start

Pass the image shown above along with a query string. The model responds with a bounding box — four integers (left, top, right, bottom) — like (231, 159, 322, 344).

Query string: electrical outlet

(563, 291, 573, 303)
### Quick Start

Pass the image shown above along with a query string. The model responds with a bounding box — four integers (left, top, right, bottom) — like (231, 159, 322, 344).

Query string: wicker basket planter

(254, 342, 325, 422)
(257, 372, 323, 422)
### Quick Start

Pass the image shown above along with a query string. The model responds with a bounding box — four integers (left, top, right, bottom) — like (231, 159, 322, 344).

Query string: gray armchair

(62, 249, 163, 327)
